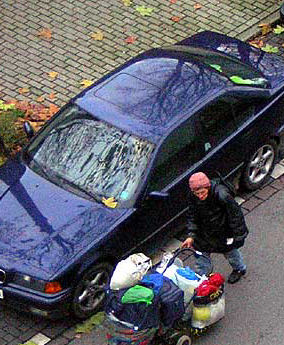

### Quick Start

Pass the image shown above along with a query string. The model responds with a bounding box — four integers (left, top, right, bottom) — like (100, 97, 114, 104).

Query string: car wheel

(72, 262, 113, 320)
(241, 140, 278, 190)
(176, 335, 192, 345)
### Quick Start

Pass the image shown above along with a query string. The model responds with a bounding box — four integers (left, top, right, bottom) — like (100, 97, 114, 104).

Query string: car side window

(198, 100, 236, 152)
(148, 118, 203, 191)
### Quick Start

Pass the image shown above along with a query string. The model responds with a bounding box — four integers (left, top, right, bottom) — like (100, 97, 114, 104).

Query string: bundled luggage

(104, 249, 225, 345)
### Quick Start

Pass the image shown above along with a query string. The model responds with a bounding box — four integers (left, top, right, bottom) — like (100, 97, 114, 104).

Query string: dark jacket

(187, 181, 249, 253)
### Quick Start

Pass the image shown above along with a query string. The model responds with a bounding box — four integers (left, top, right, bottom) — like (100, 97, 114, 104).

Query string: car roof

(76, 52, 230, 143)
(75, 31, 279, 144)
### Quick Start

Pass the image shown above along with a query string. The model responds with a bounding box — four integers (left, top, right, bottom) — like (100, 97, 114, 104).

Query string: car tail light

(45, 281, 62, 294)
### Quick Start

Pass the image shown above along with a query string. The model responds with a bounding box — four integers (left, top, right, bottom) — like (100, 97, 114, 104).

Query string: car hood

(0, 159, 129, 280)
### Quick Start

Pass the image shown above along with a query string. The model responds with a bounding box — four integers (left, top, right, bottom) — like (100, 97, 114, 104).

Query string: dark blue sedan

(1, 31, 284, 319)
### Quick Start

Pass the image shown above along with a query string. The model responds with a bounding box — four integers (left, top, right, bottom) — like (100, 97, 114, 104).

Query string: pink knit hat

(189, 172, 210, 191)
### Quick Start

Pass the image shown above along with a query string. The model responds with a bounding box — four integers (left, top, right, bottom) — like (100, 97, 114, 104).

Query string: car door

(116, 116, 205, 257)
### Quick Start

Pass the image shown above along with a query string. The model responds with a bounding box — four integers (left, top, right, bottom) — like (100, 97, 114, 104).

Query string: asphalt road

(193, 188, 284, 345)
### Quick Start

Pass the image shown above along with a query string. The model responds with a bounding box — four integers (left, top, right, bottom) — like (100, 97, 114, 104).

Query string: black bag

(158, 276, 185, 327)
(104, 287, 160, 330)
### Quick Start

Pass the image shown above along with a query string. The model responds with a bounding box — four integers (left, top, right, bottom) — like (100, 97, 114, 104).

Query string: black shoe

(228, 269, 246, 284)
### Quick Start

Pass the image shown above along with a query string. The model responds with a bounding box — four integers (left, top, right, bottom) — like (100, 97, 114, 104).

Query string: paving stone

(254, 185, 278, 200)
(240, 196, 264, 212)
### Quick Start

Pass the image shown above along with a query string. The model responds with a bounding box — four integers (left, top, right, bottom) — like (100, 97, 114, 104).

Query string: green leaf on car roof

(261, 44, 279, 53)
(19, 342, 37, 345)
(136, 5, 154, 16)
(75, 312, 105, 333)
(229, 76, 259, 85)
(209, 64, 222, 72)
(273, 25, 284, 35)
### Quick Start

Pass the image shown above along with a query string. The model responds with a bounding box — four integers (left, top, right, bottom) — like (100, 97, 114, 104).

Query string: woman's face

(193, 187, 209, 201)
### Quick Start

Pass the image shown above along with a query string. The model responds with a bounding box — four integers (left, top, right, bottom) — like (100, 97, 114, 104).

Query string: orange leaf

(194, 3, 202, 9)
(170, 0, 177, 3)
(38, 28, 52, 40)
(19, 88, 30, 94)
(48, 71, 58, 79)
(125, 36, 136, 44)
(49, 92, 56, 100)
(37, 96, 45, 103)
(171, 16, 181, 22)
(49, 103, 59, 115)
(249, 39, 264, 48)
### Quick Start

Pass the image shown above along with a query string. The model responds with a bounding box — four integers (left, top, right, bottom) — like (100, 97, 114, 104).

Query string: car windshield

(23, 104, 155, 208)
(164, 46, 268, 87)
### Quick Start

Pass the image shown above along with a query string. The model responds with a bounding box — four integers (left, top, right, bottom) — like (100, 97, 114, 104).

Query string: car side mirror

(23, 121, 35, 139)
(148, 191, 169, 199)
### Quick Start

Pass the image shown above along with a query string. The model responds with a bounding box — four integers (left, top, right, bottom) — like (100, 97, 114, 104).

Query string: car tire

(280, 3, 284, 22)
(176, 335, 192, 345)
(241, 139, 278, 190)
(71, 262, 113, 320)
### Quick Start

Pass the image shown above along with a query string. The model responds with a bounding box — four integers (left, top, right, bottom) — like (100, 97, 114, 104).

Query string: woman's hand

(181, 237, 194, 248)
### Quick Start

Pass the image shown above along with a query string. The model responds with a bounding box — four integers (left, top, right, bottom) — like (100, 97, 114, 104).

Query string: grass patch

(0, 108, 28, 165)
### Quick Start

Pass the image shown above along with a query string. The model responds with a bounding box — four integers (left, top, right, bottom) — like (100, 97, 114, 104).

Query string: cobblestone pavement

(1, 1, 284, 344)
(0, 0, 281, 108)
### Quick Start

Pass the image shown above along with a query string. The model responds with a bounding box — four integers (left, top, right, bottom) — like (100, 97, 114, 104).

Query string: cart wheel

(176, 335, 192, 345)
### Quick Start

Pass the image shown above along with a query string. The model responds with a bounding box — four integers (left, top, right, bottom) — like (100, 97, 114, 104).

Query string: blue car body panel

(0, 159, 128, 280)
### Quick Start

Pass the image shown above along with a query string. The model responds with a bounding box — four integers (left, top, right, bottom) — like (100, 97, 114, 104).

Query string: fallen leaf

(258, 23, 272, 36)
(249, 38, 264, 48)
(38, 28, 52, 40)
(170, 0, 177, 3)
(261, 44, 279, 53)
(125, 36, 136, 44)
(19, 88, 30, 94)
(102, 196, 118, 208)
(49, 92, 56, 100)
(171, 16, 181, 22)
(48, 71, 58, 79)
(75, 312, 105, 333)
(90, 30, 104, 40)
(273, 25, 284, 35)
(0, 100, 15, 111)
(80, 79, 94, 88)
(49, 103, 59, 115)
(121, 0, 132, 6)
(136, 5, 154, 16)
(36, 96, 45, 103)
(194, 3, 202, 10)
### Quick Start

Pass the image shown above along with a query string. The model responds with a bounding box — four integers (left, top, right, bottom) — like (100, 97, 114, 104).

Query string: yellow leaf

(122, 0, 132, 6)
(48, 71, 58, 79)
(258, 23, 272, 35)
(102, 197, 118, 208)
(36, 96, 45, 102)
(90, 31, 104, 41)
(19, 88, 30, 94)
(80, 80, 94, 88)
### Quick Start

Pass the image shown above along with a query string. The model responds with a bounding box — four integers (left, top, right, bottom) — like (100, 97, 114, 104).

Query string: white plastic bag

(191, 292, 225, 329)
(110, 253, 152, 290)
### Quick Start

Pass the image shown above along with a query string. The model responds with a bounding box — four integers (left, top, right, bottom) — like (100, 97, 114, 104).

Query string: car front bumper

(0, 283, 73, 319)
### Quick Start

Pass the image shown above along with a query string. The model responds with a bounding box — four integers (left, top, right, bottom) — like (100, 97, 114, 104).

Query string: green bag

(121, 285, 154, 305)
